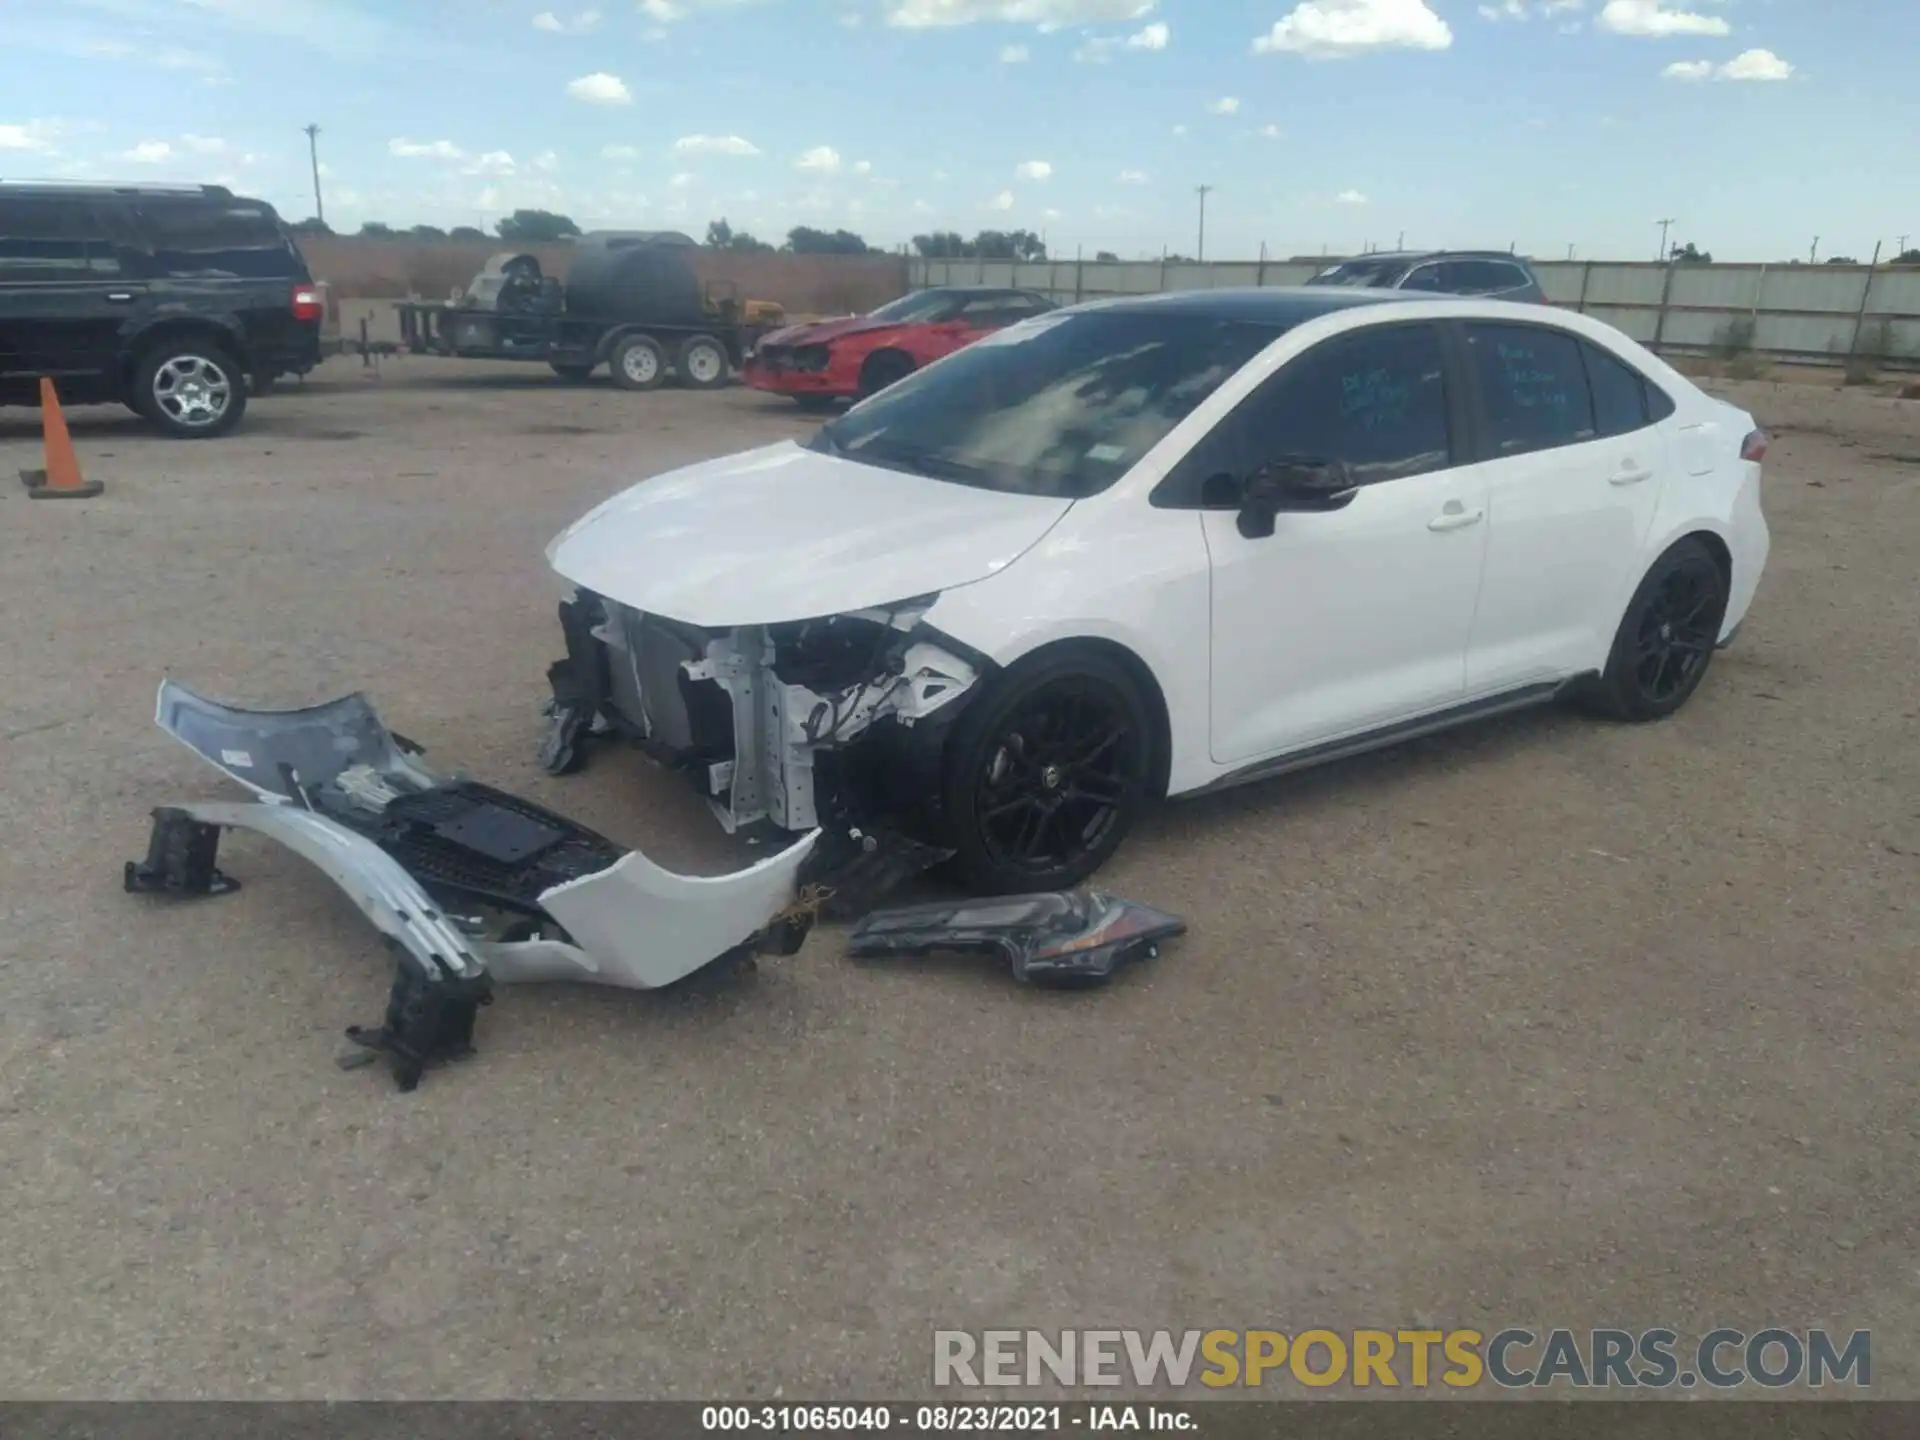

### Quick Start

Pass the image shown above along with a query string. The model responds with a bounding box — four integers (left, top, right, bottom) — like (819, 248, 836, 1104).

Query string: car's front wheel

(136, 342, 247, 438)
(1589, 537, 1730, 720)
(939, 648, 1155, 894)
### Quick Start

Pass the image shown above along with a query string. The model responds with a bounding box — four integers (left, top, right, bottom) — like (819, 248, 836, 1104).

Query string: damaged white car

(541, 288, 1770, 892)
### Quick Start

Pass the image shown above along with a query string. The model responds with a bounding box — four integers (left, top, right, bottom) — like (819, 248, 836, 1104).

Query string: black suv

(0, 181, 323, 438)
(1304, 249, 1546, 303)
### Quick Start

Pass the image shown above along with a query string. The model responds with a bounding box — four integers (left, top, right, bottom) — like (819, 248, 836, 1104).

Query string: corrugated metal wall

(908, 256, 1920, 370)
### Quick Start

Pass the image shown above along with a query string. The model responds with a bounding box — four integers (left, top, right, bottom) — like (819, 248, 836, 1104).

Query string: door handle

(1427, 506, 1485, 533)
(1610, 466, 1654, 486)
(106, 292, 136, 303)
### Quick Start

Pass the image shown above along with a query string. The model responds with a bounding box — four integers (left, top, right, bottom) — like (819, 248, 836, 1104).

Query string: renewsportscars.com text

(933, 1327, 1871, 1391)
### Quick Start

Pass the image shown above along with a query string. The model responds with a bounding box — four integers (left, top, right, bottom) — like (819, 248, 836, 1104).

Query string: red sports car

(744, 286, 1057, 409)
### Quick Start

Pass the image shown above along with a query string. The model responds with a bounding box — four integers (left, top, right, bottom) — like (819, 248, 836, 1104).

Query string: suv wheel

(137, 344, 247, 438)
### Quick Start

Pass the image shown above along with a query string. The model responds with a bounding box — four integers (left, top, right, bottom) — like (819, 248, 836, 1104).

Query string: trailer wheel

(677, 335, 730, 390)
(609, 334, 666, 391)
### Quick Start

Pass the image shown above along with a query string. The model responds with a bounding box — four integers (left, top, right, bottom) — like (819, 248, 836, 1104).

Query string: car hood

(546, 440, 1072, 627)
(759, 314, 903, 347)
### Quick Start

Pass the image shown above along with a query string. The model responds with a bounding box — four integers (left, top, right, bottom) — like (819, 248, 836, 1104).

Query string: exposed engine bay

(540, 588, 985, 839)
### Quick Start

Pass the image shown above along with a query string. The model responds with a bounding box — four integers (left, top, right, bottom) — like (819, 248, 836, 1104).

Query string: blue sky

(3, 0, 1915, 262)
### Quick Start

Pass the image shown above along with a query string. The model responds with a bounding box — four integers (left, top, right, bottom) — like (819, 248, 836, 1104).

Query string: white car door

(1173, 320, 1491, 767)
(1457, 322, 1673, 692)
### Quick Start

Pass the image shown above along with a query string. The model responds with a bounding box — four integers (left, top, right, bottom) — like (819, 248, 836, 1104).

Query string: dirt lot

(1, 359, 1916, 1399)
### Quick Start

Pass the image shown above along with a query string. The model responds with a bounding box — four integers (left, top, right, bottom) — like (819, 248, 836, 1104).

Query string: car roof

(1074, 285, 1417, 324)
(0, 181, 249, 203)
(1324, 249, 1533, 265)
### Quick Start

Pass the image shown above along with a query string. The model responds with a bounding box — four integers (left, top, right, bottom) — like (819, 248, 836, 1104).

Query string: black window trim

(1151, 317, 1469, 509)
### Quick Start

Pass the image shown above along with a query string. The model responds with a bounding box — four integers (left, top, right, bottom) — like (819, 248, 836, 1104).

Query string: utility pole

(1810, 235, 1819, 263)
(1898, 234, 1911, 255)
(1396, 230, 1405, 249)
(1567, 243, 1576, 260)
(1656, 218, 1674, 262)
(1194, 184, 1214, 262)
(302, 123, 325, 226)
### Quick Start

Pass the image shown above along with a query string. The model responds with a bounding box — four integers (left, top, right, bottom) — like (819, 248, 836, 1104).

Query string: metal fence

(907, 256, 1920, 371)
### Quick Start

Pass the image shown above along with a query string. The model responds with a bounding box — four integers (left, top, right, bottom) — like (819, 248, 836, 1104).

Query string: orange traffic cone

(21, 378, 104, 500)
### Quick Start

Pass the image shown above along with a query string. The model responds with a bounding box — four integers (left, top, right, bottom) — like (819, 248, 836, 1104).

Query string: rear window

(139, 201, 299, 279)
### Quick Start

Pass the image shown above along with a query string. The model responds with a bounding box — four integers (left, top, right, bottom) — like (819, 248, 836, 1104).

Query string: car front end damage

(540, 586, 985, 863)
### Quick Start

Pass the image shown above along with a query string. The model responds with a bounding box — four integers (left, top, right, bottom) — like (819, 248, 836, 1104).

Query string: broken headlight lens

(846, 891, 1186, 988)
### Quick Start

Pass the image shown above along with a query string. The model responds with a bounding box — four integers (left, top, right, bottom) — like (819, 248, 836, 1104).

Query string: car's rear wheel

(136, 342, 247, 438)
(1589, 538, 1729, 721)
(677, 335, 730, 390)
(608, 334, 666, 391)
(857, 349, 914, 400)
(940, 649, 1154, 894)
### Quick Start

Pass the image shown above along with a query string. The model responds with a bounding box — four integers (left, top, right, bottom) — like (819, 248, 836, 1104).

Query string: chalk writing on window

(1495, 341, 1571, 413)
(1337, 366, 1412, 432)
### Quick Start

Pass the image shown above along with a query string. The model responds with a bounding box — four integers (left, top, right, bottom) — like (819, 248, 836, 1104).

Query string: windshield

(808, 311, 1288, 499)
(866, 290, 963, 324)
(1306, 258, 1407, 289)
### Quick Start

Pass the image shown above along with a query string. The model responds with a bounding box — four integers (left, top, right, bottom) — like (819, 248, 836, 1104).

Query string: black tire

(1588, 538, 1729, 721)
(794, 395, 838, 414)
(608, 334, 666, 392)
(857, 349, 914, 400)
(677, 334, 730, 390)
(134, 340, 247, 438)
(550, 361, 595, 383)
(939, 648, 1155, 894)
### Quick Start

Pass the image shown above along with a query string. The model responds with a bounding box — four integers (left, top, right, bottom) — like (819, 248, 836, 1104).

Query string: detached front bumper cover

(127, 679, 821, 1090)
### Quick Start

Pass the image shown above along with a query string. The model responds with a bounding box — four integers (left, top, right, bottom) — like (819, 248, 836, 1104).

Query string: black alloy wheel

(943, 651, 1153, 893)
(1590, 538, 1729, 720)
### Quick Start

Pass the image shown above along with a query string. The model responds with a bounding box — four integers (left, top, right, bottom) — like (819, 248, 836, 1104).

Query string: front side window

(1464, 322, 1597, 457)
(809, 311, 1288, 498)
(1195, 323, 1454, 489)
(139, 202, 295, 279)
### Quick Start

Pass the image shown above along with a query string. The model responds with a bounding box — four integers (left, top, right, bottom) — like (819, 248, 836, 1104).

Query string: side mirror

(1235, 458, 1358, 538)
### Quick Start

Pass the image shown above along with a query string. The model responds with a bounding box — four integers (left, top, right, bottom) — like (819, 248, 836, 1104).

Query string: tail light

(291, 284, 325, 322)
(1740, 429, 1769, 463)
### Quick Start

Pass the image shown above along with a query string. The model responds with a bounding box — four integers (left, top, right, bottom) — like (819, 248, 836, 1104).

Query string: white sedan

(541, 288, 1770, 894)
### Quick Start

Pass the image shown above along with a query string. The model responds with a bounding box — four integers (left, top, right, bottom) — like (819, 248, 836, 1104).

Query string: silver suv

(1305, 249, 1545, 302)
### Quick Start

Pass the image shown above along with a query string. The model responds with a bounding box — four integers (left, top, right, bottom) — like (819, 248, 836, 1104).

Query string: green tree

(450, 225, 488, 242)
(707, 217, 774, 253)
(409, 224, 449, 240)
(1825, 255, 1859, 265)
(1094, 250, 1120, 262)
(289, 216, 332, 236)
(1669, 242, 1712, 264)
(496, 209, 582, 242)
(912, 231, 972, 258)
(1894, 248, 1920, 266)
(785, 226, 871, 255)
(358, 221, 397, 237)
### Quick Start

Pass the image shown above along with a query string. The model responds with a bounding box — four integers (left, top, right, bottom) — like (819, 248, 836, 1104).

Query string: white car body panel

(547, 293, 1772, 817)
(547, 439, 1072, 628)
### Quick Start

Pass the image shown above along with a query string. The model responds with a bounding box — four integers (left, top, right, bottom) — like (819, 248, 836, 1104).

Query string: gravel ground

(1, 359, 1915, 1399)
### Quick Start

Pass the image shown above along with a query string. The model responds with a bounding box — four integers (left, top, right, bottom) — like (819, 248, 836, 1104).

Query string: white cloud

(1043, 207, 1062, 220)
(795, 145, 843, 172)
(1118, 168, 1148, 183)
(854, 159, 874, 174)
(466, 150, 517, 175)
(1171, 123, 1188, 135)
(1208, 96, 1240, 114)
(390, 137, 465, 159)
(602, 143, 643, 161)
(181, 133, 229, 154)
(566, 71, 632, 104)
(1076, 19, 1169, 61)
(640, 0, 685, 18)
(1254, 0, 1452, 58)
(887, 0, 1155, 26)
(1016, 159, 1052, 180)
(534, 150, 560, 171)
(122, 140, 174, 164)
(674, 133, 762, 155)
(1595, 0, 1729, 37)
(987, 189, 1015, 210)
(1477, 0, 1580, 17)
(668, 172, 694, 188)
(913, 199, 935, 213)
(1660, 58, 1712, 79)
(1259, 123, 1284, 138)
(1336, 188, 1368, 204)
(1128, 20, 1169, 48)
(1000, 43, 1030, 61)
(840, 10, 864, 25)
(1717, 47, 1793, 80)
(1477, 0, 1527, 17)
(534, 9, 600, 31)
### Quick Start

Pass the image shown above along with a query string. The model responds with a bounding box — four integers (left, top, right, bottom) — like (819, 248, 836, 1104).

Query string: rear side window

(138, 202, 297, 279)
(1583, 342, 1652, 437)
(1443, 260, 1530, 294)
(1464, 322, 1597, 457)
(0, 200, 114, 281)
